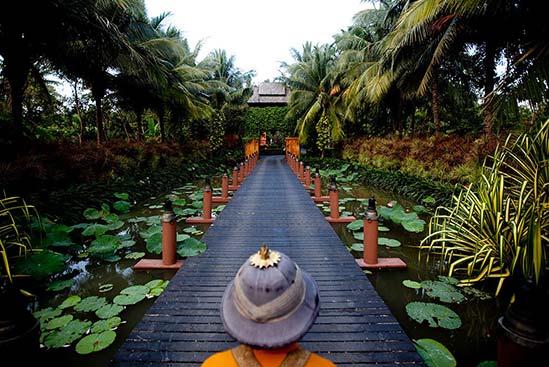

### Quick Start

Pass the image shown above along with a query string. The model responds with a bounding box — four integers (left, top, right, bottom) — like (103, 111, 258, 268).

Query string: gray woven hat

(221, 245, 320, 349)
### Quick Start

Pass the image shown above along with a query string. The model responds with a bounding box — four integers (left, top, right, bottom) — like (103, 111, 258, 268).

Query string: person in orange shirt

(202, 245, 337, 367)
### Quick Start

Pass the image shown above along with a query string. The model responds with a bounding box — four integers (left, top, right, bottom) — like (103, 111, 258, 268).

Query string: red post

(231, 166, 239, 190)
(314, 172, 321, 199)
(304, 166, 311, 188)
(221, 173, 229, 199)
(298, 161, 304, 182)
(239, 162, 244, 183)
(162, 200, 177, 265)
(328, 180, 340, 220)
(203, 184, 212, 220)
(363, 202, 379, 265)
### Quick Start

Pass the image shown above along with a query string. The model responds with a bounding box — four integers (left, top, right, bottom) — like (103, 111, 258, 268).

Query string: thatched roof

(248, 82, 290, 106)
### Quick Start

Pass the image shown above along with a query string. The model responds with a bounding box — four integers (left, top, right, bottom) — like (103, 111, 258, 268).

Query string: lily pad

(346, 220, 363, 231)
(353, 232, 364, 241)
(119, 240, 136, 249)
(140, 225, 162, 239)
(176, 237, 206, 258)
(74, 296, 108, 312)
(43, 319, 92, 348)
(350, 243, 364, 252)
(145, 232, 162, 254)
(144, 279, 168, 289)
(82, 223, 109, 236)
(44, 314, 74, 330)
(91, 317, 122, 333)
(95, 304, 124, 319)
(402, 219, 426, 233)
(121, 285, 150, 295)
(113, 293, 147, 306)
(34, 307, 62, 323)
(45, 230, 75, 247)
(124, 252, 145, 260)
(378, 225, 390, 232)
(89, 235, 120, 255)
(421, 280, 465, 303)
(403, 280, 422, 289)
(98, 284, 114, 293)
(378, 237, 401, 247)
(14, 250, 68, 279)
(58, 295, 81, 310)
(414, 338, 456, 367)
(47, 279, 75, 292)
(378, 203, 426, 233)
(75, 330, 116, 354)
(172, 199, 187, 206)
(113, 200, 131, 213)
(177, 234, 191, 242)
(406, 302, 462, 329)
(83, 208, 103, 220)
(114, 192, 129, 200)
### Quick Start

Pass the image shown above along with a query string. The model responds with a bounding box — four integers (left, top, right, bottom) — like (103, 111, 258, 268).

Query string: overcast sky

(144, 0, 368, 84)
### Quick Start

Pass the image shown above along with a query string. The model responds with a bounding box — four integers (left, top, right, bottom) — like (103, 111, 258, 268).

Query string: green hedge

(244, 107, 295, 139)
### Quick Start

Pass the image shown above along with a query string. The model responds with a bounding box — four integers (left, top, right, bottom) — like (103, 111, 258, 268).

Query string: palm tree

(378, 0, 549, 135)
(282, 43, 344, 157)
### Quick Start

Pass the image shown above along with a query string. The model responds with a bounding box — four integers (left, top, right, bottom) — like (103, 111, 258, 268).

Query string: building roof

(248, 82, 290, 106)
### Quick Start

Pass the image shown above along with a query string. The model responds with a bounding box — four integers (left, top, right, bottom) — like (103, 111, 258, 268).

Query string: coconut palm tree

(282, 43, 344, 157)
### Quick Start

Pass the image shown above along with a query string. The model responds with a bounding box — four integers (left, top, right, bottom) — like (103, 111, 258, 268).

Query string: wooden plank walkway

(110, 156, 426, 367)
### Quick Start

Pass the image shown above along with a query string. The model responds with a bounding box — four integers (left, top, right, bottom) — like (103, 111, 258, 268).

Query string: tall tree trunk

(136, 108, 143, 141)
(431, 68, 440, 135)
(73, 80, 84, 144)
(158, 108, 166, 142)
(4, 53, 30, 137)
(483, 41, 496, 136)
(91, 85, 106, 144)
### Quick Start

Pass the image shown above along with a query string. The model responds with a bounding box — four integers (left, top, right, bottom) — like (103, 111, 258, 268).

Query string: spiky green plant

(0, 195, 38, 283)
(419, 119, 548, 295)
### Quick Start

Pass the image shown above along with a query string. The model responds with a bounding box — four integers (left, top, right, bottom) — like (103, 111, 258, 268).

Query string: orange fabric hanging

(201, 343, 336, 367)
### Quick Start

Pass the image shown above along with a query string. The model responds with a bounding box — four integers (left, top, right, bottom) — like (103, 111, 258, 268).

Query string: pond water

(33, 176, 501, 367)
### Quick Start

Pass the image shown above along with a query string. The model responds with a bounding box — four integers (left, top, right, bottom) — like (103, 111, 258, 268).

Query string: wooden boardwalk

(110, 156, 426, 367)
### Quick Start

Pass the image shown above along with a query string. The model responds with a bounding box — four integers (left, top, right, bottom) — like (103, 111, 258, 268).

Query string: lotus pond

(28, 166, 500, 367)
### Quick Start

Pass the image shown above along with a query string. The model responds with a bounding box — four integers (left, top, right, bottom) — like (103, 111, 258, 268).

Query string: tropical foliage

(419, 119, 549, 294)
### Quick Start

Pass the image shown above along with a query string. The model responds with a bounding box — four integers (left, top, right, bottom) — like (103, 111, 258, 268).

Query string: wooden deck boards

(110, 156, 425, 367)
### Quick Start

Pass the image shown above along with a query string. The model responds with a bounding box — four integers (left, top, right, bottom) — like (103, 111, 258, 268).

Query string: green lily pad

(45, 230, 75, 247)
(95, 304, 124, 319)
(403, 280, 422, 289)
(346, 220, 363, 231)
(378, 203, 426, 233)
(177, 234, 191, 242)
(44, 314, 74, 330)
(145, 232, 162, 254)
(82, 223, 109, 236)
(190, 192, 203, 200)
(406, 302, 462, 329)
(58, 295, 81, 310)
(148, 204, 163, 209)
(125, 252, 145, 260)
(121, 285, 150, 295)
(47, 279, 75, 292)
(107, 221, 124, 231)
(113, 200, 131, 212)
(114, 192, 129, 200)
(91, 317, 122, 333)
(462, 286, 492, 300)
(191, 201, 203, 209)
(476, 362, 497, 367)
(103, 213, 120, 224)
(172, 199, 187, 206)
(89, 235, 120, 255)
(98, 284, 114, 293)
(140, 225, 162, 239)
(83, 208, 103, 220)
(350, 243, 364, 252)
(113, 293, 147, 306)
(183, 227, 198, 233)
(414, 338, 456, 367)
(34, 307, 62, 323)
(353, 232, 364, 241)
(144, 279, 169, 289)
(102, 254, 121, 262)
(15, 250, 68, 279)
(178, 208, 198, 217)
(378, 237, 401, 247)
(176, 237, 206, 258)
(119, 240, 136, 249)
(402, 218, 426, 233)
(75, 330, 116, 354)
(43, 319, 92, 348)
(378, 225, 390, 232)
(74, 296, 108, 312)
(421, 280, 465, 303)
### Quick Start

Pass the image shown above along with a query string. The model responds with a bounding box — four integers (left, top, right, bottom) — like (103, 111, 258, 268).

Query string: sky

(144, 0, 368, 84)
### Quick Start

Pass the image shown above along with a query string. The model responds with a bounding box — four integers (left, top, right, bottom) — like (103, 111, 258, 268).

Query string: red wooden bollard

(213, 173, 230, 203)
(134, 200, 183, 269)
(239, 162, 245, 182)
(355, 196, 406, 269)
(326, 177, 356, 223)
(304, 166, 312, 189)
(298, 161, 304, 182)
(161, 201, 177, 265)
(229, 166, 239, 191)
(313, 170, 329, 203)
(186, 182, 214, 224)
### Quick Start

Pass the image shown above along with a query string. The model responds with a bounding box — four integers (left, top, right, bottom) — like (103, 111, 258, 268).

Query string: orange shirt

(201, 343, 336, 367)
